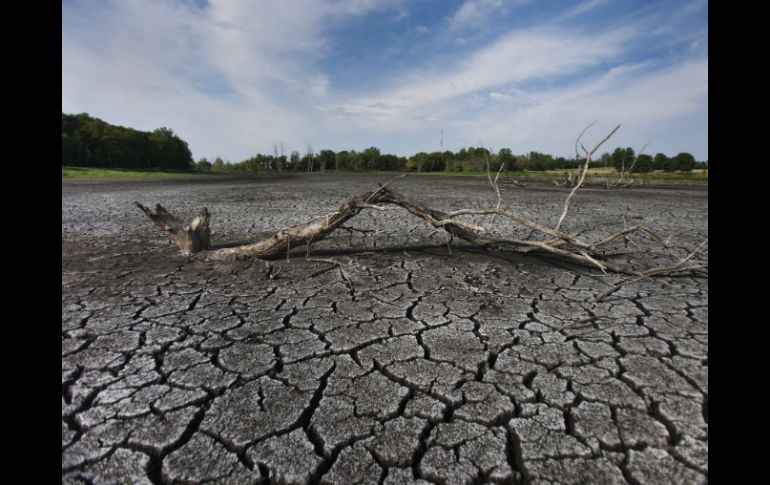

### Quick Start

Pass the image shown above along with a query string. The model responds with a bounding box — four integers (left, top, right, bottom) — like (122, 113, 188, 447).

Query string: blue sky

(62, 0, 708, 161)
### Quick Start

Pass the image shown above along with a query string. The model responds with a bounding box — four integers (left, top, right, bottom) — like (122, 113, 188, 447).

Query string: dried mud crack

(63, 173, 707, 484)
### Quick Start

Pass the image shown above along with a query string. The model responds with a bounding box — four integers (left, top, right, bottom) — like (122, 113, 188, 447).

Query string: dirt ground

(62, 173, 708, 484)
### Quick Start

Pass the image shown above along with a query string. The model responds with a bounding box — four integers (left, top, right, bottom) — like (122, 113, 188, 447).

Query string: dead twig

(365, 173, 408, 203)
(554, 124, 621, 232)
(607, 142, 649, 189)
(596, 238, 708, 301)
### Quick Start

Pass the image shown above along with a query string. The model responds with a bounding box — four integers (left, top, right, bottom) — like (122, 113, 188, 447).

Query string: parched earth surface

(62, 173, 708, 484)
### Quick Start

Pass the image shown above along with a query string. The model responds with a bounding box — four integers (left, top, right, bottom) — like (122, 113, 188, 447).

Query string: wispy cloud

(448, 0, 536, 29)
(342, 25, 633, 118)
(428, 59, 708, 158)
(63, 0, 708, 160)
(450, 0, 505, 28)
(559, 0, 610, 20)
(681, 0, 708, 14)
(63, 0, 390, 156)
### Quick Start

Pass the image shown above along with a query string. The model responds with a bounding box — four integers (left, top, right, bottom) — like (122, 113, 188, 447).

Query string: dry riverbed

(62, 173, 708, 484)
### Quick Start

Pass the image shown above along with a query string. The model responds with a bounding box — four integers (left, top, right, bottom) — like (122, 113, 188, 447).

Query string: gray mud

(62, 173, 707, 484)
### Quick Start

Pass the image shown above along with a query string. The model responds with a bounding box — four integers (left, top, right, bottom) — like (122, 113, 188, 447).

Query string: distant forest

(63, 113, 706, 173)
(62, 113, 194, 170)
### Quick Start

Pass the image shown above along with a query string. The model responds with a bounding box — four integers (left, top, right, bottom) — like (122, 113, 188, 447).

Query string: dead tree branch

(596, 238, 708, 301)
(137, 186, 703, 281)
(136, 126, 706, 299)
(479, 141, 505, 226)
(135, 203, 211, 255)
(554, 124, 621, 232)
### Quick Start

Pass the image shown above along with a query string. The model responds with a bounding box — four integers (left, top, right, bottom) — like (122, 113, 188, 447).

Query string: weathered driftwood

(136, 125, 707, 297)
(136, 185, 706, 278)
(135, 203, 211, 255)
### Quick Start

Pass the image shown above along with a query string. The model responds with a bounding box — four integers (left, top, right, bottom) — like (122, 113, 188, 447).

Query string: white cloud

(450, 0, 504, 27)
(342, 26, 634, 118)
(63, 0, 392, 159)
(681, 0, 708, 14)
(62, 0, 707, 161)
(558, 0, 609, 20)
(488, 87, 528, 102)
(429, 59, 708, 158)
(489, 92, 512, 101)
(448, 0, 533, 29)
(325, 57, 707, 159)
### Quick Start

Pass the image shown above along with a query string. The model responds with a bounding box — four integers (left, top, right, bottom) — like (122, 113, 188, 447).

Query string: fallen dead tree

(136, 125, 707, 300)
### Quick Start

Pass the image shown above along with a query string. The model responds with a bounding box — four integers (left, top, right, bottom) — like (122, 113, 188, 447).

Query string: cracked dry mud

(62, 174, 708, 484)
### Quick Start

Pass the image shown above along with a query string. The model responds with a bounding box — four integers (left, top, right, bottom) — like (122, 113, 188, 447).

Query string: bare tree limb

(596, 238, 708, 300)
(574, 121, 598, 160)
(135, 203, 210, 255)
(596, 263, 707, 301)
(365, 173, 408, 203)
(554, 124, 621, 232)
(138, 184, 701, 284)
(479, 140, 505, 226)
(136, 127, 706, 302)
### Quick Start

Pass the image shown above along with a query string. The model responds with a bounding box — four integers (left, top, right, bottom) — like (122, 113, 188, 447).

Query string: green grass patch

(62, 166, 201, 179)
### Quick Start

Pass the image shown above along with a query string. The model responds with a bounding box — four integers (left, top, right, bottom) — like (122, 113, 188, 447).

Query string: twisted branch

(137, 126, 706, 299)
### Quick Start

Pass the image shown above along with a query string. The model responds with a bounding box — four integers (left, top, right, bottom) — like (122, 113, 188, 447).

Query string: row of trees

(198, 146, 704, 174)
(605, 147, 699, 173)
(195, 146, 408, 173)
(62, 112, 704, 174)
(62, 113, 194, 170)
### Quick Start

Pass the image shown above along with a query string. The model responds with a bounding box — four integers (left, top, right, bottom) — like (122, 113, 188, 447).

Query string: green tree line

(62, 112, 705, 174)
(62, 113, 193, 170)
(203, 146, 704, 174)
